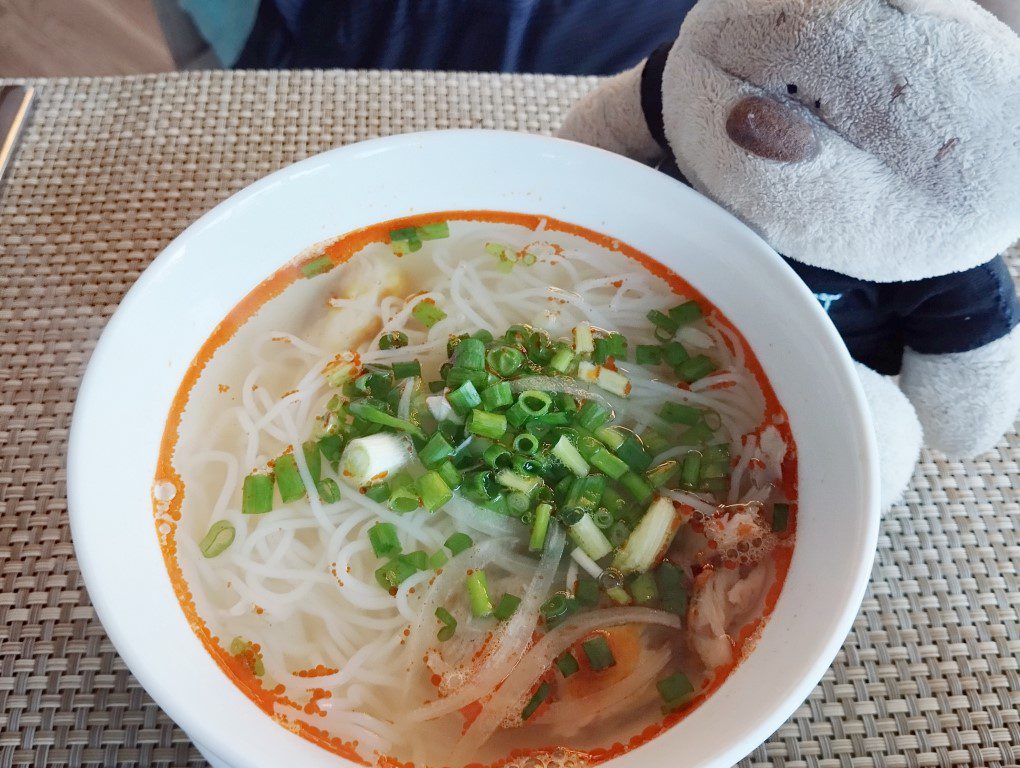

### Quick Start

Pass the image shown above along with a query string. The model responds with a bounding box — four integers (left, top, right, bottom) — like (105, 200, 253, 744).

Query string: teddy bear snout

(725, 95, 819, 163)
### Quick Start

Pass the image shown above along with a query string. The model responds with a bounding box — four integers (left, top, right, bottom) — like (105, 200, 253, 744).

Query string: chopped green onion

(668, 300, 703, 326)
(388, 484, 421, 513)
(647, 459, 681, 488)
(454, 337, 486, 370)
(389, 226, 418, 241)
(582, 635, 616, 671)
(548, 346, 575, 373)
(495, 469, 541, 494)
(662, 341, 689, 367)
(592, 507, 614, 529)
(504, 401, 532, 429)
(486, 346, 525, 377)
(463, 470, 500, 501)
(392, 360, 421, 380)
(419, 433, 454, 466)
(573, 322, 594, 355)
(300, 440, 322, 484)
(609, 520, 631, 547)
(199, 520, 235, 558)
(375, 556, 417, 590)
(412, 300, 447, 328)
(555, 652, 580, 677)
(300, 256, 334, 278)
(417, 221, 450, 240)
(493, 593, 522, 621)
(552, 435, 590, 477)
(677, 422, 715, 445)
(466, 570, 494, 617)
(613, 436, 651, 473)
(680, 451, 702, 488)
(508, 492, 531, 514)
(592, 338, 612, 365)
(436, 460, 462, 489)
(521, 681, 551, 721)
(660, 402, 701, 425)
(517, 390, 552, 417)
(316, 478, 341, 503)
(274, 454, 305, 503)
(318, 434, 345, 466)
(657, 672, 695, 707)
(568, 512, 613, 561)
(636, 345, 663, 365)
(391, 237, 422, 255)
(369, 522, 401, 558)
(242, 473, 274, 515)
(482, 444, 513, 470)
(429, 549, 449, 569)
(576, 402, 612, 431)
(513, 432, 540, 454)
(772, 502, 791, 532)
(575, 576, 600, 608)
(379, 331, 409, 350)
(446, 367, 493, 391)
(613, 497, 681, 574)
(629, 572, 659, 604)
(466, 409, 507, 439)
(364, 483, 391, 503)
(657, 562, 688, 615)
(529, 503, 552, 552)
(480, 381, 513, 410)
(435, 606, 457, 641)
(540, 592, 572, 621)
(647, 309, 678, 336)
(347, 401, 425, 440)
(402, 550, 427, 570)
(677, 355, 715, 383)
(418, 471, 453, 511)
(588, 447, 630, 480)
(445, 532, 473, 556)
(594, 426, 626, 451)
(566, 474, 606, 513)
(620, 472, 653, 504)
(447, 380, 482, 414)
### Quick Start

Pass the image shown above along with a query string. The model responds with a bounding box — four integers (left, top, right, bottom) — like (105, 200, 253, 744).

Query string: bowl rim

(67, 128, 880, 768)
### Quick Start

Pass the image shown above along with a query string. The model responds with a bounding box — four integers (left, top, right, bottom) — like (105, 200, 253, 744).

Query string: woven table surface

(0, 70, 1017, 768)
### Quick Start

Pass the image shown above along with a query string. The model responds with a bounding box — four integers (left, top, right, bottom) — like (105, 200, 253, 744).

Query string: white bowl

(68, 130, 879, 768)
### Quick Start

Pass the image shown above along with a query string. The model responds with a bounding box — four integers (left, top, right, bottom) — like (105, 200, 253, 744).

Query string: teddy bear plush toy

(558, 0, 1020, 508)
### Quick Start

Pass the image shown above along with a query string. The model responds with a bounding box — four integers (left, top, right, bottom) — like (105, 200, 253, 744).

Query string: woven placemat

(0, 70, 1017, 768)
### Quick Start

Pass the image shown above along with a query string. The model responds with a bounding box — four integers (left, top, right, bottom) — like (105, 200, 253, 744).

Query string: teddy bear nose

(725, 95, 819, 162)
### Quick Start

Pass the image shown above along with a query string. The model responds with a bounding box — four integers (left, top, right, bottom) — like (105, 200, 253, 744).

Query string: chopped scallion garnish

(466, 570, 494, 617)
(582, 635, 616, 671)
(445, 532, 473, 556)
(199, 520, 235, 558)
(521, 681, 551, 721)
(412, 299, 447, 328)
(242, 472, 274, 515)
(368, 522, 401, 558)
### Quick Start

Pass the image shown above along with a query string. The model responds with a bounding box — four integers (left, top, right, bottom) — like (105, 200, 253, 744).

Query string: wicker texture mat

(0, 70, 1017, 768)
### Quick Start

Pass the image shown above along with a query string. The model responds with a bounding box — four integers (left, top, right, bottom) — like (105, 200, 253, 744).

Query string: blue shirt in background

(218, 0, 697, 74)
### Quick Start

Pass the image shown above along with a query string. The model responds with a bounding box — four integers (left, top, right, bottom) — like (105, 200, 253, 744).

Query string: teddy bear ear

(885, 0, 1019, 35)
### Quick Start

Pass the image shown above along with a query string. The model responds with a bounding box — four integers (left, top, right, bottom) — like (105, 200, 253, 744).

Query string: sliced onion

(451, 607, 681, 761)
(408, 525, 566, 722)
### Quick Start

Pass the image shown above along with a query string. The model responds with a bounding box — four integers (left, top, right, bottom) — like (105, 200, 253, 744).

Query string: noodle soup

(154, 211, 796, 768)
